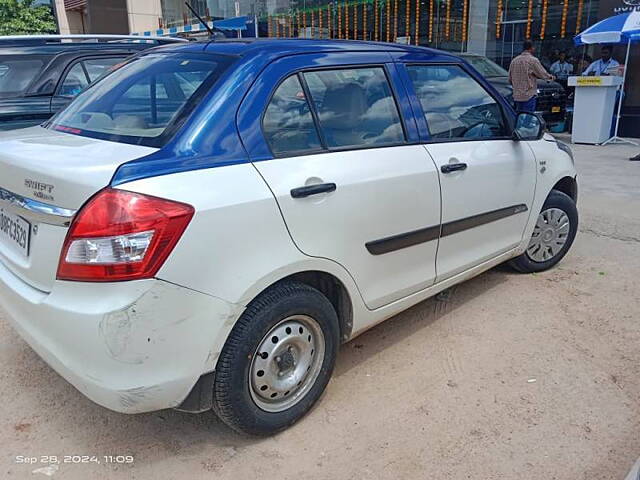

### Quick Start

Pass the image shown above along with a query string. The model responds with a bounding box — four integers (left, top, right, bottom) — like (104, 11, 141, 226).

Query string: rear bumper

(0, 260, 237, 413)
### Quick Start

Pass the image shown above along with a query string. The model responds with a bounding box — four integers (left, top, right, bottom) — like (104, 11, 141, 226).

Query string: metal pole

(255, 14, 259, 37)
(603, 36, 637, 146)
(614, 37, 630, 136)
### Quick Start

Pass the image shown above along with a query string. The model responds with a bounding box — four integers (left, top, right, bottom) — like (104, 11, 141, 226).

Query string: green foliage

(0, 0, 57, 35)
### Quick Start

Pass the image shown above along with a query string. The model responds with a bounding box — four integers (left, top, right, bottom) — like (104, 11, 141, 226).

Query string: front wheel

(212, 282, 339, 435)
(509, 189, 578, 273)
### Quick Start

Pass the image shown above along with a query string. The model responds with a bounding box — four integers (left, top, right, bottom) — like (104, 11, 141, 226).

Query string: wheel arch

(267, 270, 354, 343)
(551, 175, 578, 202)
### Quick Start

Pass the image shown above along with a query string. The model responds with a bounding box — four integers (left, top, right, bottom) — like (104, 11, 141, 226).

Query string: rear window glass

(49, 53, 234, 147)
(0, 58, 45, 97)
(303, 68, 405, 149)
(263, 75, 322, 155)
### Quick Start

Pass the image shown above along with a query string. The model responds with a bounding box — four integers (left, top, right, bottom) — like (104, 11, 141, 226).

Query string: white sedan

(0, 39, 578, 435)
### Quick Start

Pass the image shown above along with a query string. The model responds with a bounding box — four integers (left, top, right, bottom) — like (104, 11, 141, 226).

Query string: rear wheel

(509, 190, 578, 273)
(212, 282, 339, 435)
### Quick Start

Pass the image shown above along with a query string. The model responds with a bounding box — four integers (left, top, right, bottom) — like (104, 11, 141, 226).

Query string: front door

(404, 63, 537, 281)
(238, 58, 441, 309)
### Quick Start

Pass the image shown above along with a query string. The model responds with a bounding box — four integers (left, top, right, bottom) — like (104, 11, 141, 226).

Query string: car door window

(83, 57, 126, 82)
(407, 65, 508, 140)
(262, 75, 322, 156)
(59, 63, 89, 97)
(0, 59, 44, 96)
(303, 67, 405, 149)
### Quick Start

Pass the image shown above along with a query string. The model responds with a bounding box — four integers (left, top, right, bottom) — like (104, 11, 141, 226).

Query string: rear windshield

(48, 52, 234, 147)
(0, 57, 47, 97)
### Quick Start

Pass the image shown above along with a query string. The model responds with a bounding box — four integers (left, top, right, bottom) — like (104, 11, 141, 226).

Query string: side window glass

(303, 67, 404, 149)
(84, 58, 126, 82)
(407, 65, 508, 140)
(59, 63, 89, 97)
(0, 59, 44, 96)
(263, 75, 322, 156)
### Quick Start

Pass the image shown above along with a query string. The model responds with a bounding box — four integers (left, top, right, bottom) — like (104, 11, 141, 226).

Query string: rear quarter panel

(118, 163, 367, 312)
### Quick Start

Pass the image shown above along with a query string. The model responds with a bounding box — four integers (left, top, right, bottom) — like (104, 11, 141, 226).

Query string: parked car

(457, 52, 568, 128)
(0, 34, 186, 131)
(0, 39, 578, 435)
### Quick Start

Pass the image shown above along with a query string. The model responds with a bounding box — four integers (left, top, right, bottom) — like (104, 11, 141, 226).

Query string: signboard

(599, 0, 640, 16)
(576, 77, 604, 86)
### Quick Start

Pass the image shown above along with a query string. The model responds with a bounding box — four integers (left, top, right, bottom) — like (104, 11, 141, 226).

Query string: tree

(0, 0, 57, 35)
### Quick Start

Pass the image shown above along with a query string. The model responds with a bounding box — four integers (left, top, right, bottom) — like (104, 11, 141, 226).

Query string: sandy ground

(1, 139, 639, 480)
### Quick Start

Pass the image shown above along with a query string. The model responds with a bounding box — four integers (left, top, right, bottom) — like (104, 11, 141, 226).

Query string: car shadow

(334, 264, 514, 378)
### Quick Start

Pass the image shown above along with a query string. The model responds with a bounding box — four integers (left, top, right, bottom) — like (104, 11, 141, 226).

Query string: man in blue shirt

(550, 52, 574, 81)
(582, 46, 620, 76)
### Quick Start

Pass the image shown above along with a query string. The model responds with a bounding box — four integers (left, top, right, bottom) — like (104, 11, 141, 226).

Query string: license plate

(0, 208, 31, 258)
(551, 106, 561, 113)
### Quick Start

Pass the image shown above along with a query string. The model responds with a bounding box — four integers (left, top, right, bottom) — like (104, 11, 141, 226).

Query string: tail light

(57, 188, 194, 282)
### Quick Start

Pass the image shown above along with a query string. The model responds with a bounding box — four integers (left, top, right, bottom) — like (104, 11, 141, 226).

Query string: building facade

(55, 0, 163, 35)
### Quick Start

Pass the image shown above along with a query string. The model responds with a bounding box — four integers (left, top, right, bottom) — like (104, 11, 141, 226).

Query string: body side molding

(366, 204, 528, 255)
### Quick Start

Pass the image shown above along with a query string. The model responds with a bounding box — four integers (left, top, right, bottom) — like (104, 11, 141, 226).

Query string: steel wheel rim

(526, 207, 570, 263)
(249, 315, 325, 413)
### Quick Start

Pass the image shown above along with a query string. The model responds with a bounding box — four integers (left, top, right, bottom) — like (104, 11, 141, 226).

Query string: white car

(0, 40, 578, 435)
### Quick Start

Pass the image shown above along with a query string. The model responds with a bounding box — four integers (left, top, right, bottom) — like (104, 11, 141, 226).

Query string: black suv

(458, 53, 567, 128)
(0, 35, 186, 131)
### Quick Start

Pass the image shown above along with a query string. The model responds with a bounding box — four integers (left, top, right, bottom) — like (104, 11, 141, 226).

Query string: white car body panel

(518, 136, 577, 252)
(0, 126, 157, 292)
(0, 259, 235, 413)
(0, 126, 157, 210)
(120, 163, 360, 308)
(251, 145, 441, 309)
(425, 139, 537, 281)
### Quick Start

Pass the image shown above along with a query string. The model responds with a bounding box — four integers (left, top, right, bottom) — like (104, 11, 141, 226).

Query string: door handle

(441, 162, 468, 173)
(290, 183, 337, 198)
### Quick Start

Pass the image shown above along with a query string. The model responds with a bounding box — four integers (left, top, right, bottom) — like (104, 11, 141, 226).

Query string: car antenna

(184, 1, 216, 37)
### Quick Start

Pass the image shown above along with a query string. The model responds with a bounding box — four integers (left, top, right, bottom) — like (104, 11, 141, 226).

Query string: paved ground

(2, 138, 639, 480)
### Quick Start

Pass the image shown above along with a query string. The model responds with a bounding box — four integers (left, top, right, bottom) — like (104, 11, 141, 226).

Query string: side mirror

(513, 112, 545, 141)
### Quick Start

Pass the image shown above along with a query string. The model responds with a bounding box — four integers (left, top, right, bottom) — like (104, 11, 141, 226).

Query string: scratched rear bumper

(0, 259, 236, 413)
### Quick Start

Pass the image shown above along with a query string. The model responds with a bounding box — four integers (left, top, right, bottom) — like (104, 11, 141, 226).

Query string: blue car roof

(111, 39, 475, 186)
(159, 38, 463, 62)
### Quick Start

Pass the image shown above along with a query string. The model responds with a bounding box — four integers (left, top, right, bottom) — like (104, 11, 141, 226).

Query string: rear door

(238, 53, 441, 310)
(401, 62, 537, 281)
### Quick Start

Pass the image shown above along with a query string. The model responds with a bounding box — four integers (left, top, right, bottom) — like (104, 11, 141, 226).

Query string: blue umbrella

(574, 10, 640, 45)
(574, 11, 640, 145)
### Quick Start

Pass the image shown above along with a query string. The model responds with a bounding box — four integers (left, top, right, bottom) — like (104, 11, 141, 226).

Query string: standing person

(550, 52, 574, 81)
(582, 45, 620, 76)
(576, 54, 592, 75)
(582, 45, 623, 137)
(509, 41, 555, 113)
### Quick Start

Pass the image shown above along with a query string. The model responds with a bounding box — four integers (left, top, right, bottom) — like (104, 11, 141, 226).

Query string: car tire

(509, 189, 578, 273)
(212, 281, 340, 435)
